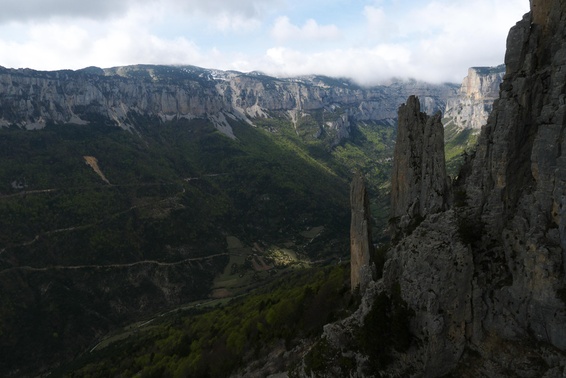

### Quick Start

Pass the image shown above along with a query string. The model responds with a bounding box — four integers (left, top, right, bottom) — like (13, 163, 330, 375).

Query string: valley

(0, 0, 563, 376)
(0, 62, 499, 377)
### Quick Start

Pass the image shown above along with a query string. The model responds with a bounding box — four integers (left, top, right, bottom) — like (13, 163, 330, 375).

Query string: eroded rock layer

(0, 65, 457, 144)
(462, 0, 566, 352)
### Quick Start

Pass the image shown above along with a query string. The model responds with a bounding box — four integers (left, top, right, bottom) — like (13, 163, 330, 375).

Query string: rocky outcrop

(309, 211, 472, 377)
(350, 172, 374, 293)
(443, 65, 504, 131)
(305, 1, 566, 376)
(384, 0, 566, 372)
(0, 66, 229, 132)
(383, 211, 473, 376)
(390, 95, 451, 239)
(0, 65, 458, 144)
(385, 0, 566, 374)
(460, 0, 566, 354)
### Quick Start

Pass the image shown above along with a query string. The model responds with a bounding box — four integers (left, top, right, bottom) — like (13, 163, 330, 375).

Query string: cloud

(178, 0, 279, 20)
(262, 45, 414, 85)
(0, 4, 205, 71)
(271, 16, 341, 41)
(397, 0, 527, 78)
(363, 5, 398, 41)
(0, 0, 530, 84)
(0, 0, 139, 23)
(172, 0, 283, 32)
(0, 0, 280, 31)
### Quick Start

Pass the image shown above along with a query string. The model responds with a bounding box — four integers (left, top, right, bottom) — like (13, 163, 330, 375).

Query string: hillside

(443, 65, 505, 175)
(0, 64, 464, 376)
(0, 117, 352, 376)
(0, 56, 511, 376)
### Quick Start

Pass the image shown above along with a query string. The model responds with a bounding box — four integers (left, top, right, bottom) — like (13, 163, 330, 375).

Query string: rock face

(390, 95, 451, 239)
(0, 65, 458, 143)
(385, 1, 566, 373)
(385, 0, 566, 374)
(383, 211, 472, 376)
(443, 65, 505, 131)
(461, 0, 566, 354)
(305, 1, 566, 376)
(350, 172, 374, 293)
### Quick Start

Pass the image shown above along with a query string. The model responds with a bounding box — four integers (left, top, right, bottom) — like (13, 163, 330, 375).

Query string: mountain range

(0, 31, 512, 377)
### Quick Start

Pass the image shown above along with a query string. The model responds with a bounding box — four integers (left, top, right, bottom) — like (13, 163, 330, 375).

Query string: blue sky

(0, 0, 530, 84)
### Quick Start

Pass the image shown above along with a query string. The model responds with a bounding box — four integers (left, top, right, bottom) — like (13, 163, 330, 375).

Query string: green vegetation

(443, 119, 478, 177)
(303, 337, 356, 377)
(0, 73, 492, 376)
(0, 119, 343, 375)
(0, 118, 351, 267)
(253, 114, 395, 241)
(0, 112, 396, 376)
(301, 280, 415, 377)
(331, 121, 395, 233)
(57, 265, 356, 377)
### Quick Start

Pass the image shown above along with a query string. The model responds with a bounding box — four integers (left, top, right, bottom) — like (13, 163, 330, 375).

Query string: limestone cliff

(305, 1, 566, 376)
(390, 95, 451, 239)
(0, 65, 457, 144)
(443, 65, 505, 131)
(461, 0, 566, 354)
(384, 1, 566, 373)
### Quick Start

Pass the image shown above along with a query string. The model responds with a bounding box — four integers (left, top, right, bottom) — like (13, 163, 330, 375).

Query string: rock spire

(390, 95, 451, 239)
(350, 172, 374, 293)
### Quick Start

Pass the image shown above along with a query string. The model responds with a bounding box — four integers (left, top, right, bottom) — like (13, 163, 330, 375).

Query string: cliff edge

(305, 1, 566, 376)
(385, 0, 566, 374)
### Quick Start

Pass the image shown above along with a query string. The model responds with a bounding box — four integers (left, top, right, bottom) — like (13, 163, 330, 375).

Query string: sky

(0, 0, 530, 85)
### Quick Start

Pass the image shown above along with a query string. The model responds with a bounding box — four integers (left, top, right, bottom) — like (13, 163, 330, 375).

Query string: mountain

(0, 46, 515, 375)
(444, 65, 505, 132)
(443, 65, 505, 175)
(305, 1, 566, 376)
(0, 64, 457, 142)
(0, 64, 465, 376)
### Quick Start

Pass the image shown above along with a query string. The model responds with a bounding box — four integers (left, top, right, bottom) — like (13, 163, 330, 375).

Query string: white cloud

(0, 3, 206, 71)
(176, 0, 280, 19)
(0, 0, 531, 84)
(262, 45, 414, 84)
(395, 0, 528, 80)
(212, 13, 262, 32)
(0, 0, 137, 23)
(271, 16, 341, 41)
(0, 0, 274, 21)
(363, 5, 398, 41)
